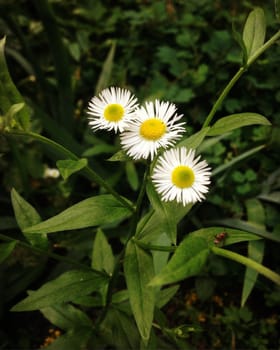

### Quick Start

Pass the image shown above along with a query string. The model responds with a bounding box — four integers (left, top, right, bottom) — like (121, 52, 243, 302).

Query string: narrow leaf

(177, 127, 210, 149)
(24, 195, 132, 234)
(56, 158, 88, 180)
(243, 7, 266, 59)
(241, 199, 265, 306)
(92, 228, 114, 275)
(11, 188, 48, 249)
(0, 241, 17, 264)
(41, 303, 92, 331)
(146, 181, 193, 244)
(124, 241, 155, 343)
(189, 226, 261, 247)
(95, 41, 116, 95)
(0, 37, 30, 130)
(208, 113, 271, 136)
(149, 236, 209, 287)
(11, 269, 108, 311)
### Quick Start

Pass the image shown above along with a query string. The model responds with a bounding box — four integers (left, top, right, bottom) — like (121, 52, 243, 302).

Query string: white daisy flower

(87, 87, 138, 133)
(151, 147, 211, 206)
(120, 100, 185, 160)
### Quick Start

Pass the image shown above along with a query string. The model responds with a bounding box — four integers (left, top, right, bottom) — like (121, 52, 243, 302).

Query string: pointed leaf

(92, 228, 114, 275)
(189, 226, 261, 247)
(11, 188, 48, 249)
(0, 37, 30, 130)
(178, 127, 210, 149)
(56, 158, 88, 180)
(41, 303, 93, 331)
(11, 269, 108, 311)
(146, 181, 193, 244)
(241, 199, 265, 306)
(101, 308, 140, 350)
(95, 41, 116, 95)
(149, 236, 209, 287)
(243, 7, 266, 59)
(0, 241, 17, 264)
(208, 113, 271, 136)
(124, 241, 156, 343)
(23, 195, 132, 234)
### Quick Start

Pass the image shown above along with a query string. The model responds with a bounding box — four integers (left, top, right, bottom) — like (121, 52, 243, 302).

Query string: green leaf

(11, 269, 108, 311)
(0, 241, 17, 264)
(126, 161, 139, 191)
(156, 285, 180, 309)
(177, 127, 210, 149)
(95, 40, 116, 95)
(11, 188, 48, 249)
(41, 303, 93, 331)
(149, 236, 209, 287)
(189, 226, 261, 247)
(92, 228, 114, 275)
(208, 113, 271, 136)
(124, 241, 156, 343)
(145, 181, 193, 244)
(101, 308, 140, 350)
(23, 194, 132, 234)
(242, 7, 266, 60)
(258, 191, 280, 205)
(107, 150, 131, 162)
(208, 218, 280, 242)
(41, 328, 93, 350)
(56, 158, 88, 180)
(0, 36, 30, 130)
(241, 199, 265, 306)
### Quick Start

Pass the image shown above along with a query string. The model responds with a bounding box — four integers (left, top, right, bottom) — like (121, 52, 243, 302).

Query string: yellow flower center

(104, 104, 124, 122)
(140, 118, 166, 140)
(172, 165, 195, 188)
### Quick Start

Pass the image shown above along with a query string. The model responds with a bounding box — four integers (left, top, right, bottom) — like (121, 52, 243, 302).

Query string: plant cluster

(0, 1, 280, 349)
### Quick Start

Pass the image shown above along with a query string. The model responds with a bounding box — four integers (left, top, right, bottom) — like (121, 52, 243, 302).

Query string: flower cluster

(87, 87, 211, 206)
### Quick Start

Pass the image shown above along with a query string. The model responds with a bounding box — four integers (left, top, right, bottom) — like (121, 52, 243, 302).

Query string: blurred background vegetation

(0, 0, 280, 349)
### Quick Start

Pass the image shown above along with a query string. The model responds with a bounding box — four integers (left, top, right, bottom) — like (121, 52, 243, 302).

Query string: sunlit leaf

(242, 7, 266, 60)
(208, 113, 270, 136)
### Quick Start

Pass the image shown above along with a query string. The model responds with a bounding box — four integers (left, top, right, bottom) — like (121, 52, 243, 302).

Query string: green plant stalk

(6, 130, 134, 213)
(0, 233, 107, 275)
(212, 246, 280, 286)
(203, 29, 280, 128)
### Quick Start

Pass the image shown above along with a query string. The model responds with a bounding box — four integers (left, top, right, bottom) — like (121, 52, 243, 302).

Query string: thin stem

(0, 233, 107, 275)
(203, 67, 246, 128)
(203, 29, 280, 129)
(212, 246, 280, 285)
(5, 130, 134, 213)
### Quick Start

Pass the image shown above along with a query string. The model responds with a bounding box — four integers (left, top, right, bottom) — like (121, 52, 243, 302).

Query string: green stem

(6, 130, 134, 213)
(203, 67, 246, 128)
(212, 246, 280, 286)
(203, 29, 280, 129)
(0, 233, 106, 275)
